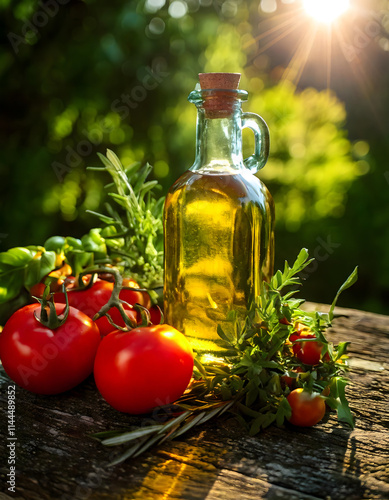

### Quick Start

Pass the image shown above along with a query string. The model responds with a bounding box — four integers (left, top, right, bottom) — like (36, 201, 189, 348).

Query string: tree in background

(0, 0, 388, 313)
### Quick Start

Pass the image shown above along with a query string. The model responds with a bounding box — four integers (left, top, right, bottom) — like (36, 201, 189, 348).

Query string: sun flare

(303, 0, 350, 24)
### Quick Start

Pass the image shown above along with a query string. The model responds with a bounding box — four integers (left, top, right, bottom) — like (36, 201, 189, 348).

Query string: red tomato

(290, 332, 325, 365)
(94, 325, 194, 414)
(287, 388, 326, 427)
(55, 280, 114, 318)
(0, 303, 100, 395)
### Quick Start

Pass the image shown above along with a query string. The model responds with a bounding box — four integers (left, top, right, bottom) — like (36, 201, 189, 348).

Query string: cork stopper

(199, 72, 241, 90)
(198, 72, 241, 118)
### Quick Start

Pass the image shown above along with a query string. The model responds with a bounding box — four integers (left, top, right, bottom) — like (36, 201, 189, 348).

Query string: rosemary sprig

(93, 250, 357, 464)
(87, 150, 164, 290)
(93, 398, 235, 466)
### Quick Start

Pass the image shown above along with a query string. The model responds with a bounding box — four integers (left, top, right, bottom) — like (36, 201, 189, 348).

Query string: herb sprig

(94, 249, 357, 465)
(87, 150, 164, 290)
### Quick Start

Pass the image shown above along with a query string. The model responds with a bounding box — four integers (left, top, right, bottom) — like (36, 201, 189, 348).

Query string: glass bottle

(163, 73, 274, 358)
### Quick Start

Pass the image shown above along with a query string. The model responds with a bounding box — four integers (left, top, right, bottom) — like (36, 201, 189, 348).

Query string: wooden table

(1, 304, 388, 500)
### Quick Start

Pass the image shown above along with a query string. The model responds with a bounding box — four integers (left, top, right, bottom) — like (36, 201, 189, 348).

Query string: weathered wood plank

(1, 305, 388, 500)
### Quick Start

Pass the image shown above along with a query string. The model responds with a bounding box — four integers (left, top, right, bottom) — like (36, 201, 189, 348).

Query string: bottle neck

(191, 102, 244, 174)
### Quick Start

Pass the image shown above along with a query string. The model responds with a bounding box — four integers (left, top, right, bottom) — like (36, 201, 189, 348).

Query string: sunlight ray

(326, 25, 332, 91)
(333, 26, 385, 131)
(248, 17, 306, 59)
(282, 24, 318, 86)
(245, 8, 305, 47)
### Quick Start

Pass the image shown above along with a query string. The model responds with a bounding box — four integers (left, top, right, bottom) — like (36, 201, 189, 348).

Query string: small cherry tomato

(0, 303, 100, 395)
(298, 337, 324, 365)
(287, 388, 326, 427)
(94, 324, 194, 414)
(290, 331, 325, 365)
(290, 331, 304, 356)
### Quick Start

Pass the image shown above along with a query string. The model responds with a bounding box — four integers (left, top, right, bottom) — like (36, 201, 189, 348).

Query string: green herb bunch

(88, 150, 164, 290)
(94, 249, 357, 464)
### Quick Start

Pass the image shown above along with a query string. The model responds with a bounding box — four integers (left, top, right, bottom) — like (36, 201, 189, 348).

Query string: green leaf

(157, 411, 192, 435)
(0, 247, 35, 267)
(106, 149, 123, 171)
(173, 411, 207, 438)
(335, 378, 355, 428)
(249, 414, 267, 436)
(65, 237, 83, 250)
(133, 163, 153, 193)
(275, 397, 292, 426)
(44, 236, 66, 253)
(101, 425, 163, 446)
(24, 251, 57, 287)
(245, 382, 259, 407)
(81, 229, 107, 260)
(108, 441, 145, 466)
(217, 324, 233, 344)
(0, 247, 56, 304)
(65, 250, 94, 277)
(291, 247, 310, 272)
(236, 402, 260, 419)
(334, 342, 350, 362)
(329, 266, 358, 321)
(86, 210, 117, 225)
(262, 412, 276, 429)
(0, 267, 26, 304)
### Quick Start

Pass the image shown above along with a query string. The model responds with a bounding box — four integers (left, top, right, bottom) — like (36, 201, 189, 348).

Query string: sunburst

(303, 0, 350, 25)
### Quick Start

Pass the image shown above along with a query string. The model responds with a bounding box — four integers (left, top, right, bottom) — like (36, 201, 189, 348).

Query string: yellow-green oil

(164, 168, 274, 357)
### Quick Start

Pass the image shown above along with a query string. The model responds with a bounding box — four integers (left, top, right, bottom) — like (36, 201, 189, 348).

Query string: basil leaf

(24, 251, 56, 287)
(0, 247, 35, 267)
(0, 247, 37, 303)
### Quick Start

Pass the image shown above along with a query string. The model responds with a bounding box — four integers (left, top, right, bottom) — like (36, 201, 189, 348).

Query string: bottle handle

(242, 112, 270, 173)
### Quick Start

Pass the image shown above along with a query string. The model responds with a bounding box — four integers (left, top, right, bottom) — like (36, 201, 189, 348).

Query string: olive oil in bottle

(164, 73, 274, 358)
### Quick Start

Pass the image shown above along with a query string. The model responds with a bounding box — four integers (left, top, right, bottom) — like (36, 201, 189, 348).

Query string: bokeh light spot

(154, 160, 170, 178)
(148, 17, 166, 35)
(260, 0, 277, 14)
(168, 0, 188, 18)
(353, 140, 370, 158)
(144, 0, 166, 13)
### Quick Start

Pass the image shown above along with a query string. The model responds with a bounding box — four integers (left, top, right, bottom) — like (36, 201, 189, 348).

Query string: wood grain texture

(1, 304, 388, 500)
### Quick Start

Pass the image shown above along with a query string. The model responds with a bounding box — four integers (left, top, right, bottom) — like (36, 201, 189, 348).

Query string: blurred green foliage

(0, 0, 388, 314)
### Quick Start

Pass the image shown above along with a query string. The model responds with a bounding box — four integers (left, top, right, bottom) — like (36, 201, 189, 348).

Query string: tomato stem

(79, 265, 138, 330)
(33, 284, 70, 329)
(133, 304, 151, 327)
